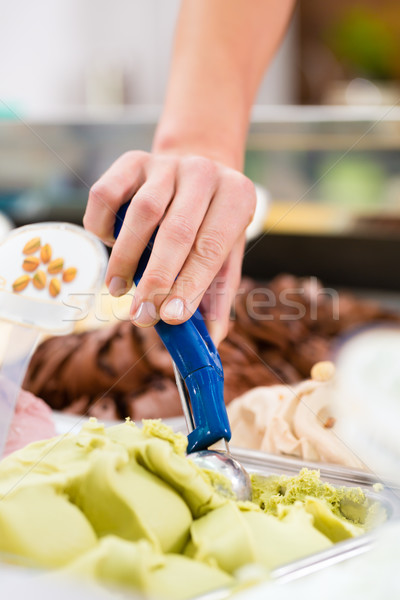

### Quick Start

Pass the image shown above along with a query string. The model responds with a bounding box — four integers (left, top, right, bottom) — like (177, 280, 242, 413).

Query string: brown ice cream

(23, 275, 400, 420)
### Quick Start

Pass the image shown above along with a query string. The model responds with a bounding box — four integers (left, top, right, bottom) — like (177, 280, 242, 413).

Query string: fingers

(85, 149, 256, 336)
(105, 157, 177, 296)
(83, 151, 148, 245)
(202, 236, 245, 346)
(130, 157, 218, 325)
(159, 172, 256, 325)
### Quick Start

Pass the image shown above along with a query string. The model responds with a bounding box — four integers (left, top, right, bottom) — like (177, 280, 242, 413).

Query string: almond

(40, 243, 52, 264)
(23, 237, 41, 255)
(12, 275, 30, 292)
(49, 278, 61, 297)
(33, 270, 46, 290)
(63, 267, 77, 283)
(23, 256, 40, 272)
(48, 258, 64, 274)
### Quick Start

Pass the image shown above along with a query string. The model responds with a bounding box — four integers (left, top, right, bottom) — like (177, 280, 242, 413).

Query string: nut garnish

(33, 270, 46, 290)
(63, 267, 77, 283)
(311, 361, 335, 382)
(22, 256, 40, 272)
(13, 275, 31, 292)
(23, 237, 41, 255)
(49, 278, 61, 297)
(40, 243, 52, 264)
(48, 258, 64, 274)
(14, 238, 76, 298)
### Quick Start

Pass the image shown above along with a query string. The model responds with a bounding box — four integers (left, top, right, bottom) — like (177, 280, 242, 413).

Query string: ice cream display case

(1, 106, 400, 599)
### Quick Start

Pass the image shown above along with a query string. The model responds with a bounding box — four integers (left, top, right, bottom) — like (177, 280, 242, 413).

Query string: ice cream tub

(0, 419, 398, 600)
(188, 447, 400, 600)
(51, 414, 400, 589)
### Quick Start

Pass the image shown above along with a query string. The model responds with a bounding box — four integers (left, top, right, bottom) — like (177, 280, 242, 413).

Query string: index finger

(83, 151, 148, 245)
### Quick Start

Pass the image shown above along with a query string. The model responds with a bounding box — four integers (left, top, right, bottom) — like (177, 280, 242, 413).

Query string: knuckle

(233, 173, 256, 200)
(194, 230, 225, 266)
(144, 268, 172, 293)
(181, 155, 217, 180)
(88, 182, 106, 206)
(109, 244, 131, 265)
(172, 275, 199, 306)
(89, 179, 122, 210)
(133, 192, 164, 222)
(165, 214, 196, 245)
(120, 149, 148, 163)
(229, 174, 257, 222)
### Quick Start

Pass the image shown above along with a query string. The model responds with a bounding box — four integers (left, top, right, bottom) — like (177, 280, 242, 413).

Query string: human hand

(83, 151, 256, 345)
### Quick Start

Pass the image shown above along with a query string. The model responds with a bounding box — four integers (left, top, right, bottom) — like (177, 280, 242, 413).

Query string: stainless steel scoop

(173, 363, 252, 502)
(114, 203, 252, 502)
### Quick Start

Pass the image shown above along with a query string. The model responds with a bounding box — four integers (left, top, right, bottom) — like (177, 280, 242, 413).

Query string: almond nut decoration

(12, 237, 77, 299)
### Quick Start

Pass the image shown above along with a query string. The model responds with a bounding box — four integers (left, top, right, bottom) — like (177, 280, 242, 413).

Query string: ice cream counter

(1, 107, 400, 598)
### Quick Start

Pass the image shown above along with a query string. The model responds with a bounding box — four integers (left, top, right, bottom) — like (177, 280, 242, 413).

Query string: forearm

(85, 0, 294, 341)
(153, 0, 295, 170)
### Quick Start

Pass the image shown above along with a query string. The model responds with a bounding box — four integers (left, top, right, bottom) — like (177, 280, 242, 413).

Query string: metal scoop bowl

(189, 448, 252, 502)
(173, 363, 252, 502)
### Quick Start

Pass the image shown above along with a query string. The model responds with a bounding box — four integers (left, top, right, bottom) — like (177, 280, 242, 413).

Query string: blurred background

(1, 0, 400, 290)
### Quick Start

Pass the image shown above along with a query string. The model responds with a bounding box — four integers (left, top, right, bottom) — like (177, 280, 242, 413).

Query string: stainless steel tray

(190, 447, 400, 600)
(166, 414, 400, 512)
(232, 446, 400, 495)
(165, 414, 400, 511)
(51, 414, 400, 598)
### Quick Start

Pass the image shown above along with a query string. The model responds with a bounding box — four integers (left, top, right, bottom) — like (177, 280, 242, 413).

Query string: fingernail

(131, 301, 158, 327)
(162, 297, 185, 321)
(109, 277, 128, 297)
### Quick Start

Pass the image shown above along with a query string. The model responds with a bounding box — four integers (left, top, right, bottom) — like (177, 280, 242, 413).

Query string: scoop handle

(113, 202, 231, 451)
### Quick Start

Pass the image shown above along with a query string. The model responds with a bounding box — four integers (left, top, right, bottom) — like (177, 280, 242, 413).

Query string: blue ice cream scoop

(114, 202, 251, 501)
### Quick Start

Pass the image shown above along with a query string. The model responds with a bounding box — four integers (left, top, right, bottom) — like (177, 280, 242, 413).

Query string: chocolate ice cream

(23, 275, 400, 420)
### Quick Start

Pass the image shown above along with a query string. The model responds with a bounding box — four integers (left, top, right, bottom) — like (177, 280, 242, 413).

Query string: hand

(83, 151, 256, 345)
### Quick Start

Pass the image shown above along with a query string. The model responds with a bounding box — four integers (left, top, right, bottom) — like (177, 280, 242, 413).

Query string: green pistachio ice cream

(0, 419, 383, 599)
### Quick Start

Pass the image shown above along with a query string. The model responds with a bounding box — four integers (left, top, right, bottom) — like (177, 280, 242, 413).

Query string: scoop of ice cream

(185, 501, 332, 574)
(0, 484, 97, 568)
(228, 362, 365, 469)
(0, 420, 379, 599)
(63, 536, 233, 600)
(4, 387, 56, 457)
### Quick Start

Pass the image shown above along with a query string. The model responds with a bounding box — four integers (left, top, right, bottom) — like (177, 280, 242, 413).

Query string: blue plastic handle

(114, 202, 231, 452)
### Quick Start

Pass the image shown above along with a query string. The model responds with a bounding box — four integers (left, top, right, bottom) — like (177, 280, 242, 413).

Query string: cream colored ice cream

(0, 419, 382, 600)
(228, 362, 365, 469)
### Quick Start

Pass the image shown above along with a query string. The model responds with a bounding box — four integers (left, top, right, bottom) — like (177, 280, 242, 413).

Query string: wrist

(152, 119, 245, 172)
